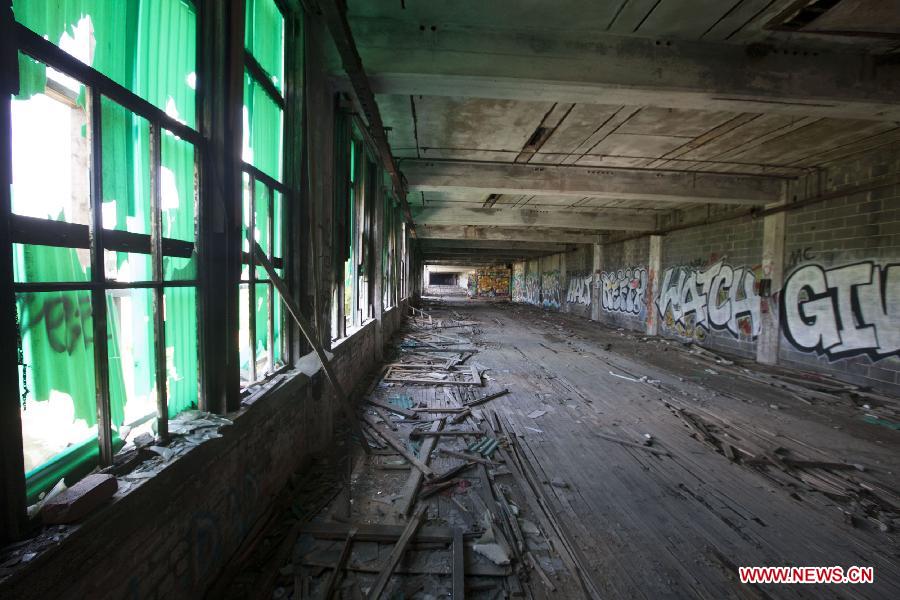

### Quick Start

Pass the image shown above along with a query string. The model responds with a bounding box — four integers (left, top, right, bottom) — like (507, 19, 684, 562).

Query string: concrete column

(590, 242, 603, 321)
(646, 235, 663, 336)
(756, 191, 787, 364)
(559, 251, 567, 312)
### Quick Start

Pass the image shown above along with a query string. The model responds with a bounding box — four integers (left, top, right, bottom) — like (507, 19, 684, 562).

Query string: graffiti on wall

(566, 273, 592, 306)
(656, 260, 761, 340)
(600, 267, 647, 316)
(476, 268, 510, 297)
(541, 270, 561, 309)
(512, 264, 525, 302)
(524, 272, 541, 305)
(782, 261, 899, 361)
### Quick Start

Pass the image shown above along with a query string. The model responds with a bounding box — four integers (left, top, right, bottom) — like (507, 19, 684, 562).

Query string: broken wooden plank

(366, 398, 419, 419)
(409, 430, 480, 439)
(321, 528, 357, 600)
(397, 418, 445, 516)
(368, 505, 429, 599)
(363, 414, 437, 479)
(438, 448, 499, 467)
(253, 244, 370, 454)
(465, 389, 510, 408)
(299, 521, 454, 543)
(453, 528, 466, 600)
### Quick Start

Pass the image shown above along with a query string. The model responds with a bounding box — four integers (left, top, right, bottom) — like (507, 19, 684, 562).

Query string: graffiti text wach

(782, 262, 899, 361)
(600, 267, 647, 315)
(656, 260, 761, 339)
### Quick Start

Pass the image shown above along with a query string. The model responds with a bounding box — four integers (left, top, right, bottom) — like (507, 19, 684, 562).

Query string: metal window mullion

(87, 89, 113, 465)
(247, 175, 258, 383)
(149, 125, 169, 442)
(267, 186, 275, 374)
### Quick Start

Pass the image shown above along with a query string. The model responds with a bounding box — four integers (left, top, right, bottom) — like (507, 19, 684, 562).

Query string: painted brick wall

(658, 206, 764, 359)
(563, 246, 592, 319)
(597, 237, 650, 332)
(470, 267, 511, 298)
(778, 144, 900, 395)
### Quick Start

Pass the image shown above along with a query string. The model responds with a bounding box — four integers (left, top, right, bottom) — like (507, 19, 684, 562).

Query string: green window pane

(241, 174, 251, 281)
(18, 291, 98, 483)
(13, 0, 197, 128)
(14, 243, 91, 284)
(273, 280, 284, 368)
(239, 283, 252, 383)
(244, 0, 284, 91)
(254, 180, 270, 279)
(101, 96, 153, 283)
(161, 132, 198, 281)
(164, 287, 198, 417)
(243, 70, 283, 181)
(255, 283, 271, 373)
(107, 289, 156, 435)
(273, 191, 283, 259)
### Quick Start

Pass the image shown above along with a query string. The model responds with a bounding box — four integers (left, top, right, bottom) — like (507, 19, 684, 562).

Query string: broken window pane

(18, 291, 99, 498)
(13, 0, 197, 128)
(239, 283, 252, 384)
(255, 179, 270, 280)
(255, 283, 271, 375)
(106, 289, 157, 439)
(162, 132, 198, 281)
(102, 96, 153, 283)
(164, 286, 198, 416)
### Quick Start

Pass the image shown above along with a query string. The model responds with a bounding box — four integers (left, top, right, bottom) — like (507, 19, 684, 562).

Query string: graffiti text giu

(656, 260, 761, 339)
(782, 262, 898, 361)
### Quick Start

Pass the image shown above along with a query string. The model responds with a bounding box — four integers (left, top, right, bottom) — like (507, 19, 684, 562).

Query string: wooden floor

(443, 296, 899, 599)
(228, 293, 899, 599)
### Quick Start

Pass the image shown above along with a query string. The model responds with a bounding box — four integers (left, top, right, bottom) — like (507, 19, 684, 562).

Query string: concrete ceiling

(336, 0, 900, 266)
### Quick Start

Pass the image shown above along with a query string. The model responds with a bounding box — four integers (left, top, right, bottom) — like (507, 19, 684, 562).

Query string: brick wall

(563, 246, 592, 319)
(597, 237, 650, 332)
(656, 205, 764, 359)
(778, 144, 900, 395)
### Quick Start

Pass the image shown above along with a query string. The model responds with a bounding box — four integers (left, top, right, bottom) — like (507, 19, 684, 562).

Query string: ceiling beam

(343, 18, 900, 121)
(403, 159, 782, 205)
(418, 225, 606, 244)
(421, 239, 569, 252)
(317, 3, 415, 232)
(412, 206, 656, 231)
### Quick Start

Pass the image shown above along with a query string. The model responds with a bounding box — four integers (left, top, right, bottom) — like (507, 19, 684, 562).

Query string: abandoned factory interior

(2, 0, 900, 598)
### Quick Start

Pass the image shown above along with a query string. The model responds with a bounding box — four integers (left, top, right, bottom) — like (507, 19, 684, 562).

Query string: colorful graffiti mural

(566, 273, 592, 306)
(600, 267, 647, 316)
(782, 261, 899, 361)
(475, 268, 511, 297)
(656, 260, 761, 340)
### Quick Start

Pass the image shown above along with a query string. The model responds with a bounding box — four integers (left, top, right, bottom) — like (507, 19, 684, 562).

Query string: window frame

(240, 0, 289, 388)
(10, 20, 203, 476)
